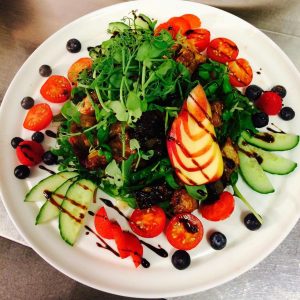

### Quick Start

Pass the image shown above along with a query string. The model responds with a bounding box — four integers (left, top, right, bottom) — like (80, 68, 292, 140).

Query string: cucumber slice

(59, 179, 97, 246)
(25, 171, 79, 202)
(241, 131, 299, 151)
(35, 176, 78, 224)
(108, 22, 130, 33)
(238, 150, 274, 194)
(239, 139, 297, 175)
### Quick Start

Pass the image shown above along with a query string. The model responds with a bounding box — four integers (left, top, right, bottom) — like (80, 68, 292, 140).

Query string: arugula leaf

(104, 160, 123, 188)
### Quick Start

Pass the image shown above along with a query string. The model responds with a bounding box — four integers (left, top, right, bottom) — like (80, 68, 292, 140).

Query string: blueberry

(39, 64, 52, 77)
(252, 111, 269, 128)
(11, 137, 23, 149)
(279, 107, 295, 121)
(271, 85, 287, 98)
(245, 85, 264, 101)
(14, 165, 30, 179)
(244, 213, 262, 231)
(209, 232, 227, 250)
(66, 38, 81, 53)
(42, 151, 58, 165)
(31, 132, 44, 143)
(21, 97, 34, 109)
(171, 250, 191, 270)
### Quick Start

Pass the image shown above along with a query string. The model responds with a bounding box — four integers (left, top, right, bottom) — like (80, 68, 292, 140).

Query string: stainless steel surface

(0, 0, 299, 299)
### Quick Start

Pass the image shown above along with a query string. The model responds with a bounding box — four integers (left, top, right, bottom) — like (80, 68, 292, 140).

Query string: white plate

(198, 0, 281, 8)
(0, 0, 299, 298)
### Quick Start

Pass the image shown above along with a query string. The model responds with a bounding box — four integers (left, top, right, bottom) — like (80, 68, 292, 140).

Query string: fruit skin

(165, 213, 204, 250)
(66, 38, 81, 53)
(39, 65, 52, 77)
(171, 250, 191, 270)
(271, 85, 287, 98)
(40, 75, 71, 103)
(11, 137, 23, 149)
(255, 91, 282, 115)
(42, 151, 58, 165)
(279, 107, 295, 121)
(241, 130, 299, 151)
(14, 165, 30, 179)
(129, 206, 166, 238)
(23, 103, 53, 131)
(31, 131, 44, 143)
(67, 57, 93, 85)
(206, 37, 239, 64)
(228, 58, 253, 87)
(167, 84, 224, 186)
(185, 28, 210, 52)
(245, 85, 263, 101)
(244, 213, 262, 231)
(94, 207, 121, 239)
(200, 191, 235, 221)
(252, 112, 269, 128)
(209, 232, 227, 250)
(21, 96, 34, 109)
(16, 140, 44, 166)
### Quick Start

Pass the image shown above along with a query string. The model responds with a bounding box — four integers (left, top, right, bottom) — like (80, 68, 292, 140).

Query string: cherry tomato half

(129, 206, 166, 238)
(166, 213, 203, 250)
(180, 14, 201, 29)
(67, 57, 93, 85)
(200, 191, 235, 221)
(228, 58, 253, 87)
(16, 140, 44, 166)
(207, 37, 239, 64)
(23, 103, 53, 131)
(94, 207, 121, 239)
(185, 28, 211, 52)
(40, 75, 71, 103)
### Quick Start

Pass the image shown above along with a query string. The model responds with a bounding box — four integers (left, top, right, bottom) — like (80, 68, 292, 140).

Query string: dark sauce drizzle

(179, 216, 199, 234)
(267, 123, 286, 134)
(39, 165, 56, 175)
(45, 130, 57, 138)
(100, 198, 168, 258)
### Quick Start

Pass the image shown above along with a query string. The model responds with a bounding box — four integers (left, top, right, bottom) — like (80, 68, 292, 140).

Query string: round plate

(0, 0, 299, 298)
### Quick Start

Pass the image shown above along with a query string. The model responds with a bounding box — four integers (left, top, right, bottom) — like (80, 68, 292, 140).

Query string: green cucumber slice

(241, 131, 299, 151)
(25, 171, 79, 202)
(108, 22, 130, 33)
(238, 150, 274, 194)
(59, 179, 97, 246)
(239, 139, 297, 175)
(35, 176, 78, 224)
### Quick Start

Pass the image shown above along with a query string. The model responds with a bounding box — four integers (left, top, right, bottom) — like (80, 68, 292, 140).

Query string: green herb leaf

(185, 185, 208, 202)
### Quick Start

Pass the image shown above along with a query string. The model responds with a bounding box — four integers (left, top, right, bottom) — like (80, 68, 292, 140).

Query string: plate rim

(0, 0, 299, 298)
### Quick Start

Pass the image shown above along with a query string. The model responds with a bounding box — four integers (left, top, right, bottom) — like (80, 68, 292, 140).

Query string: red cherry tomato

(23, 103, 53, 131)
(200, 191, 235, 221)
(94, 207, 121, 239)
(207, 37, 239, 63)
(113, 226, 143, 268)
(255, 91, 283, 115)
(180, 14, 201, 29)
(168, 17, 191, 34)
(129, 206, 166, 238)
(40, 75, 71, 103)
(185, 28, 211, 52)
(67, 57, 93, 85)
(228, 58, 253, 87)
(154, 22, 178, 39)
(165, 213, 203, 250)
(16, 140, 44, 166)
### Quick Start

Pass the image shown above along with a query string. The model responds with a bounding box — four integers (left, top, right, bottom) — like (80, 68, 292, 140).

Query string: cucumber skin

(25, 171, 78, 202)
(59, 179, 97, 246)
(242, 131, 299, 151)
(35, 177, 78, 225)
(238, 139, 297, 175)
(238, 151, 275, 194)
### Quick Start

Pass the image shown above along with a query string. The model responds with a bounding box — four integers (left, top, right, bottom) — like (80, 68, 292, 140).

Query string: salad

(11, 12, 299, 270)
